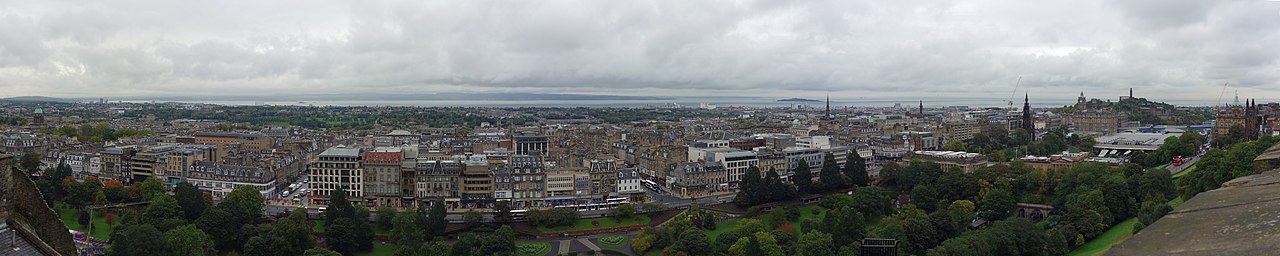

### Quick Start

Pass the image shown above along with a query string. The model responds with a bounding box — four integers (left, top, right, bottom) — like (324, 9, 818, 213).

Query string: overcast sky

(1, 0, 1278, 102)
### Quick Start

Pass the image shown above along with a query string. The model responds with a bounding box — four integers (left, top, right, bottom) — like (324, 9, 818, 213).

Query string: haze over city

(3, 0, 1279, 102)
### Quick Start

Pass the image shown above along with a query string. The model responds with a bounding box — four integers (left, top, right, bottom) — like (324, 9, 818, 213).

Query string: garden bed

(598, 235, 628, 248)
(517, 242, 552, 256)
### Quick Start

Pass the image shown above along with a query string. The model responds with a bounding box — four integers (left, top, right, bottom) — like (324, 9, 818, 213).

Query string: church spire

(825, 95, 830, 119)
(1023, 93, 1035, 141)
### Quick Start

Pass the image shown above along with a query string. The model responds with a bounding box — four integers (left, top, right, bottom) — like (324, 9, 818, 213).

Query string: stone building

(669, 161, 728, 198)
(905, 151, 988, 173)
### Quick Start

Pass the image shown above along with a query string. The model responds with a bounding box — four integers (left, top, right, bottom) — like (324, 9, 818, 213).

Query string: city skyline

(2, 0, 1279, 100)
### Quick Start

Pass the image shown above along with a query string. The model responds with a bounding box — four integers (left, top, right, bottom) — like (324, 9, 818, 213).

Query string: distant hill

(117, 93, 674, 102)
(777, 98, 821, 102)
(0, 96, 78, 103)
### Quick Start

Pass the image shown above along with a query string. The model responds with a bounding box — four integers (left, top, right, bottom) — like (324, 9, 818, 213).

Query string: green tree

(107, 224, 168, 256)
(943, 141, 967, 151)
(325, 218, 360, 255)
(242, 236, 272, 256)
(849, 187, 892, 218)
(796, 230, 835, 256)
(165, 224, 215, 256)
(353, 206, 375, 252)
(269, 209, 316, 256)
(64, 178, 98, 208)
(142, 194, 186, 231)
(226, 185, 266, 223)
(451, 234, 481, 256)
(303, 248, 343, 256)
(420, 201, 447, 240)
(926, 219, 1050, 256)
(196, 207, 242, 251)
(844, 151, 870, 187)
(1064, 189, 1110, 238)
(821, 207, 865, 248)
(609, 203, 637, 220)
(19, 152, 42, 173)
(793, 160, 815, 194)
(375, 206, 397, 230)
(36, 163, 74, 201)
(325, 187, 356, 223)
(736, 166, 765, 206)
(139, 177, 167, 201)
(897, 206, 937, 255)
(493, 201, 512, 223)
(820, 153, 848, 191)
(977, 188, 1015, 221)
(910, 184, 940, 212)
(463, 210, 483, 227)
(672, 230, 712, 256)
(174, 182, 208, 221)
(390, 211, 425, 247)
(395, 241, 451, 256)
(764, 167, 795, 202)
(480, 226, 517, 255)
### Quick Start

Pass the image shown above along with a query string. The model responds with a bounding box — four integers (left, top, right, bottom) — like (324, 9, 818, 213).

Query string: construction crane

(1215, 82, 1229, 115)
(1008, 76, 1022, 115)
(1212, 82, 1229, 144)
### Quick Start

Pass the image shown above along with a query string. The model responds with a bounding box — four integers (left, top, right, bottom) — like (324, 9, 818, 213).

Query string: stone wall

(2, 154, 79, 255)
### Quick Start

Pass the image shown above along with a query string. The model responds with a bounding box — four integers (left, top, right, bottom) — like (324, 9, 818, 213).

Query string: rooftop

(0, 223, 47, 256)
(1094, 132, 1181, 149)
(911, 150, 982, 159)
(319, 146, 362, 157)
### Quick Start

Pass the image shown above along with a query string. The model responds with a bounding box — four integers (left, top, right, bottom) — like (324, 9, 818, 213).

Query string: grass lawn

(313, 221, 325, 233)
(705, 219, 742, 240)
(1171, 165, 1196, 179)
(1154, 164, 1169, 171)
(1069, 218, 1138, 256)
(55, 204, 114, 241)
(357, 242, 399, 256)
(796, 205, 827, 231)
(864, 215, 892, 237)
(517, 242, 552, 256)
(537, 216, 651, 233)
(1168, 197, 1185, 208)
(1070, 196, 1185, 256)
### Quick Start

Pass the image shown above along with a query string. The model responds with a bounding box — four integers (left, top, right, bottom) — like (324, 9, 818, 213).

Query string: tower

(1023, 93, 1035, 141)
(918, 100, 923, 115)
(825, 95, 831, 119)
(32, 108, 44, 125)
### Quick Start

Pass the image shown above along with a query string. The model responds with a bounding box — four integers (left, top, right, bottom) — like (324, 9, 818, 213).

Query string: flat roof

(320, 146, 362, 157)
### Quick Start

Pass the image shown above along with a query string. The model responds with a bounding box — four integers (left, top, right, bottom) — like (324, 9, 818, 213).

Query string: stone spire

(1023, 93, 1035, 141)
(825, 95, 830, 119)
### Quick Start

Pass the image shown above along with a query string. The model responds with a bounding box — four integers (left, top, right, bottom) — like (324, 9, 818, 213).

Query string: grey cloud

(0, 0, 1277, 101)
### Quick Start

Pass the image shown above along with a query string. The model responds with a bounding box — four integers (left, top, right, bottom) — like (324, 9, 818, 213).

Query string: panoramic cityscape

(3, 1, 1280, 256)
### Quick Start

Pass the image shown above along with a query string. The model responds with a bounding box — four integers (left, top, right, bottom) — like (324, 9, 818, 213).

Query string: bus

(511, 209, 529, 221)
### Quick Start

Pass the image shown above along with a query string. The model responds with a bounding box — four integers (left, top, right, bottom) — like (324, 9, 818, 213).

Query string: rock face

(2, 154, 79, 255)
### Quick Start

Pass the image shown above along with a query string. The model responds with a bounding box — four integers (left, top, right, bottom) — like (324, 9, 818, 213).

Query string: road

(1167, 156, 1200, 175)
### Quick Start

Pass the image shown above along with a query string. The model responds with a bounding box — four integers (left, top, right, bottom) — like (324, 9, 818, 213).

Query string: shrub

(599, 235, 627, 246)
